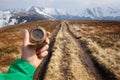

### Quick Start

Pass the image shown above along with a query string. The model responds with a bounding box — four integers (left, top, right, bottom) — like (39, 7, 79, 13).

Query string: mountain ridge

(0, 6, 120, 27)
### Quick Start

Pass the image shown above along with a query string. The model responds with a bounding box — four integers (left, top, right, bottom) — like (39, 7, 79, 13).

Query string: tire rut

(65, 21, 102, 80)
(34, 21, 103, 80)
(44, 21, 97, 80)
(60, 23, 75, 80)
(33, 23, 62, 80)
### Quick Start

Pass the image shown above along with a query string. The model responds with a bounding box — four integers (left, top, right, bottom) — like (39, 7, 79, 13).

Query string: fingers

(36, 44, 49, 59)
(47, 32, 51, 37)
(40, 44, 49, 52)
(44, 32, 51, 44)
(45, 37, 50, 45)
(23, 29, 30, 46)
(36, 43, 49, 55)
(36, 39, 49, 59)
(37, 51, 48, 58)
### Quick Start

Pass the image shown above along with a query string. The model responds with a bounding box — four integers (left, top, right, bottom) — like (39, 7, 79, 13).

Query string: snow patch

(0, 11, 12, 27)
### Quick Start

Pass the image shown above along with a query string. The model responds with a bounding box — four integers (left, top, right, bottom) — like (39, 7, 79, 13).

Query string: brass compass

(30, 27, 46, 47)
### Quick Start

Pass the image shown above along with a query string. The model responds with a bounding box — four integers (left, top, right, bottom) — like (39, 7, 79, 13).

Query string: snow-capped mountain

(0, 6, 120, 27)
(27, 6, 54, 19)
(42, 7, 120, 20)
(0, 6, 54, 27)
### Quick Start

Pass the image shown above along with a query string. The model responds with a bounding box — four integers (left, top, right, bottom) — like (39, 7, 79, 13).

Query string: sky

(0, 0, 120, 10)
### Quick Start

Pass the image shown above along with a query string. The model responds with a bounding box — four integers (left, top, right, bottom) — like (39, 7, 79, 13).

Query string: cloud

(0, 0, 120, 10)
(0, 0, 29, 9)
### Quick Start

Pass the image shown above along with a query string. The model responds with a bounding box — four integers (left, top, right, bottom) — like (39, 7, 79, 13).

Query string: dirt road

(0, 20, 119, 79)
(34, 21, 103, 80)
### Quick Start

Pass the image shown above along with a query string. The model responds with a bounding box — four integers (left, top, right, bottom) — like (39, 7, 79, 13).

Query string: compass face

(32, 29, 44, 41)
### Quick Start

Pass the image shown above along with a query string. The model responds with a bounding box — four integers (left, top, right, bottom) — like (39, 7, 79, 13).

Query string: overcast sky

(0, 0, 120, 10)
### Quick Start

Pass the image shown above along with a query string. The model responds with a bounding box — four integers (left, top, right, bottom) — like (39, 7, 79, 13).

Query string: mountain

(0, 6, 120, 27)
(0, 7, 54, 27)
(42, 7, 120, 20)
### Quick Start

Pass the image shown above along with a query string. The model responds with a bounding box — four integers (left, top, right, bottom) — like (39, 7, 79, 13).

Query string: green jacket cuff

(7, 59, 36, 76)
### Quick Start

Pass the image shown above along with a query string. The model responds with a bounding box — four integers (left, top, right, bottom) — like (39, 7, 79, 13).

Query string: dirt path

(41, 21, 102, 80)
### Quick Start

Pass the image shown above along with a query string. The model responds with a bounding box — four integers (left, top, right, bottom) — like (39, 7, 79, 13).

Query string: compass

(30, 27, 46, 45)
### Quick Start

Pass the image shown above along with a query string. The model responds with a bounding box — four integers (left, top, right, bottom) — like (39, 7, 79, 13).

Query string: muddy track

(38, 21, 103, 80)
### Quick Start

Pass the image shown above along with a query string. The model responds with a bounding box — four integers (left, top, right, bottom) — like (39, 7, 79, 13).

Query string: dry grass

(0, 20, 60, 73)
(69, 20, 120, 79)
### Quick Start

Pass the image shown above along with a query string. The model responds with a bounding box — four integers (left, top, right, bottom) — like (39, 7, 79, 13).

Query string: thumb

(23, 29, 30, 46)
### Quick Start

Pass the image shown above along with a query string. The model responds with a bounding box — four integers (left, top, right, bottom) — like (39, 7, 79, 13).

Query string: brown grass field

(0, 20, 60, 73)
(0, 20, 120, 80)
(69, 20, 120, 80)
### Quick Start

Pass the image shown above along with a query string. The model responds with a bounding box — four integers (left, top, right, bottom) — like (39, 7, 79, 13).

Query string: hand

(21, 29, 50, 68)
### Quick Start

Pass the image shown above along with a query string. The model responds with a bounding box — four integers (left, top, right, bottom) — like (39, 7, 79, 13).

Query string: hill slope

(0, 20, 120, 80)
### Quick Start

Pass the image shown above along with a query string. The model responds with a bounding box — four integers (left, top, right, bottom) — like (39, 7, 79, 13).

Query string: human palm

(21, 29, 50, 67)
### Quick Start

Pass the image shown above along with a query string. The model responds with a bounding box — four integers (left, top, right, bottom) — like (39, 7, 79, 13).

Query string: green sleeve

(0, 59, 36, 80)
